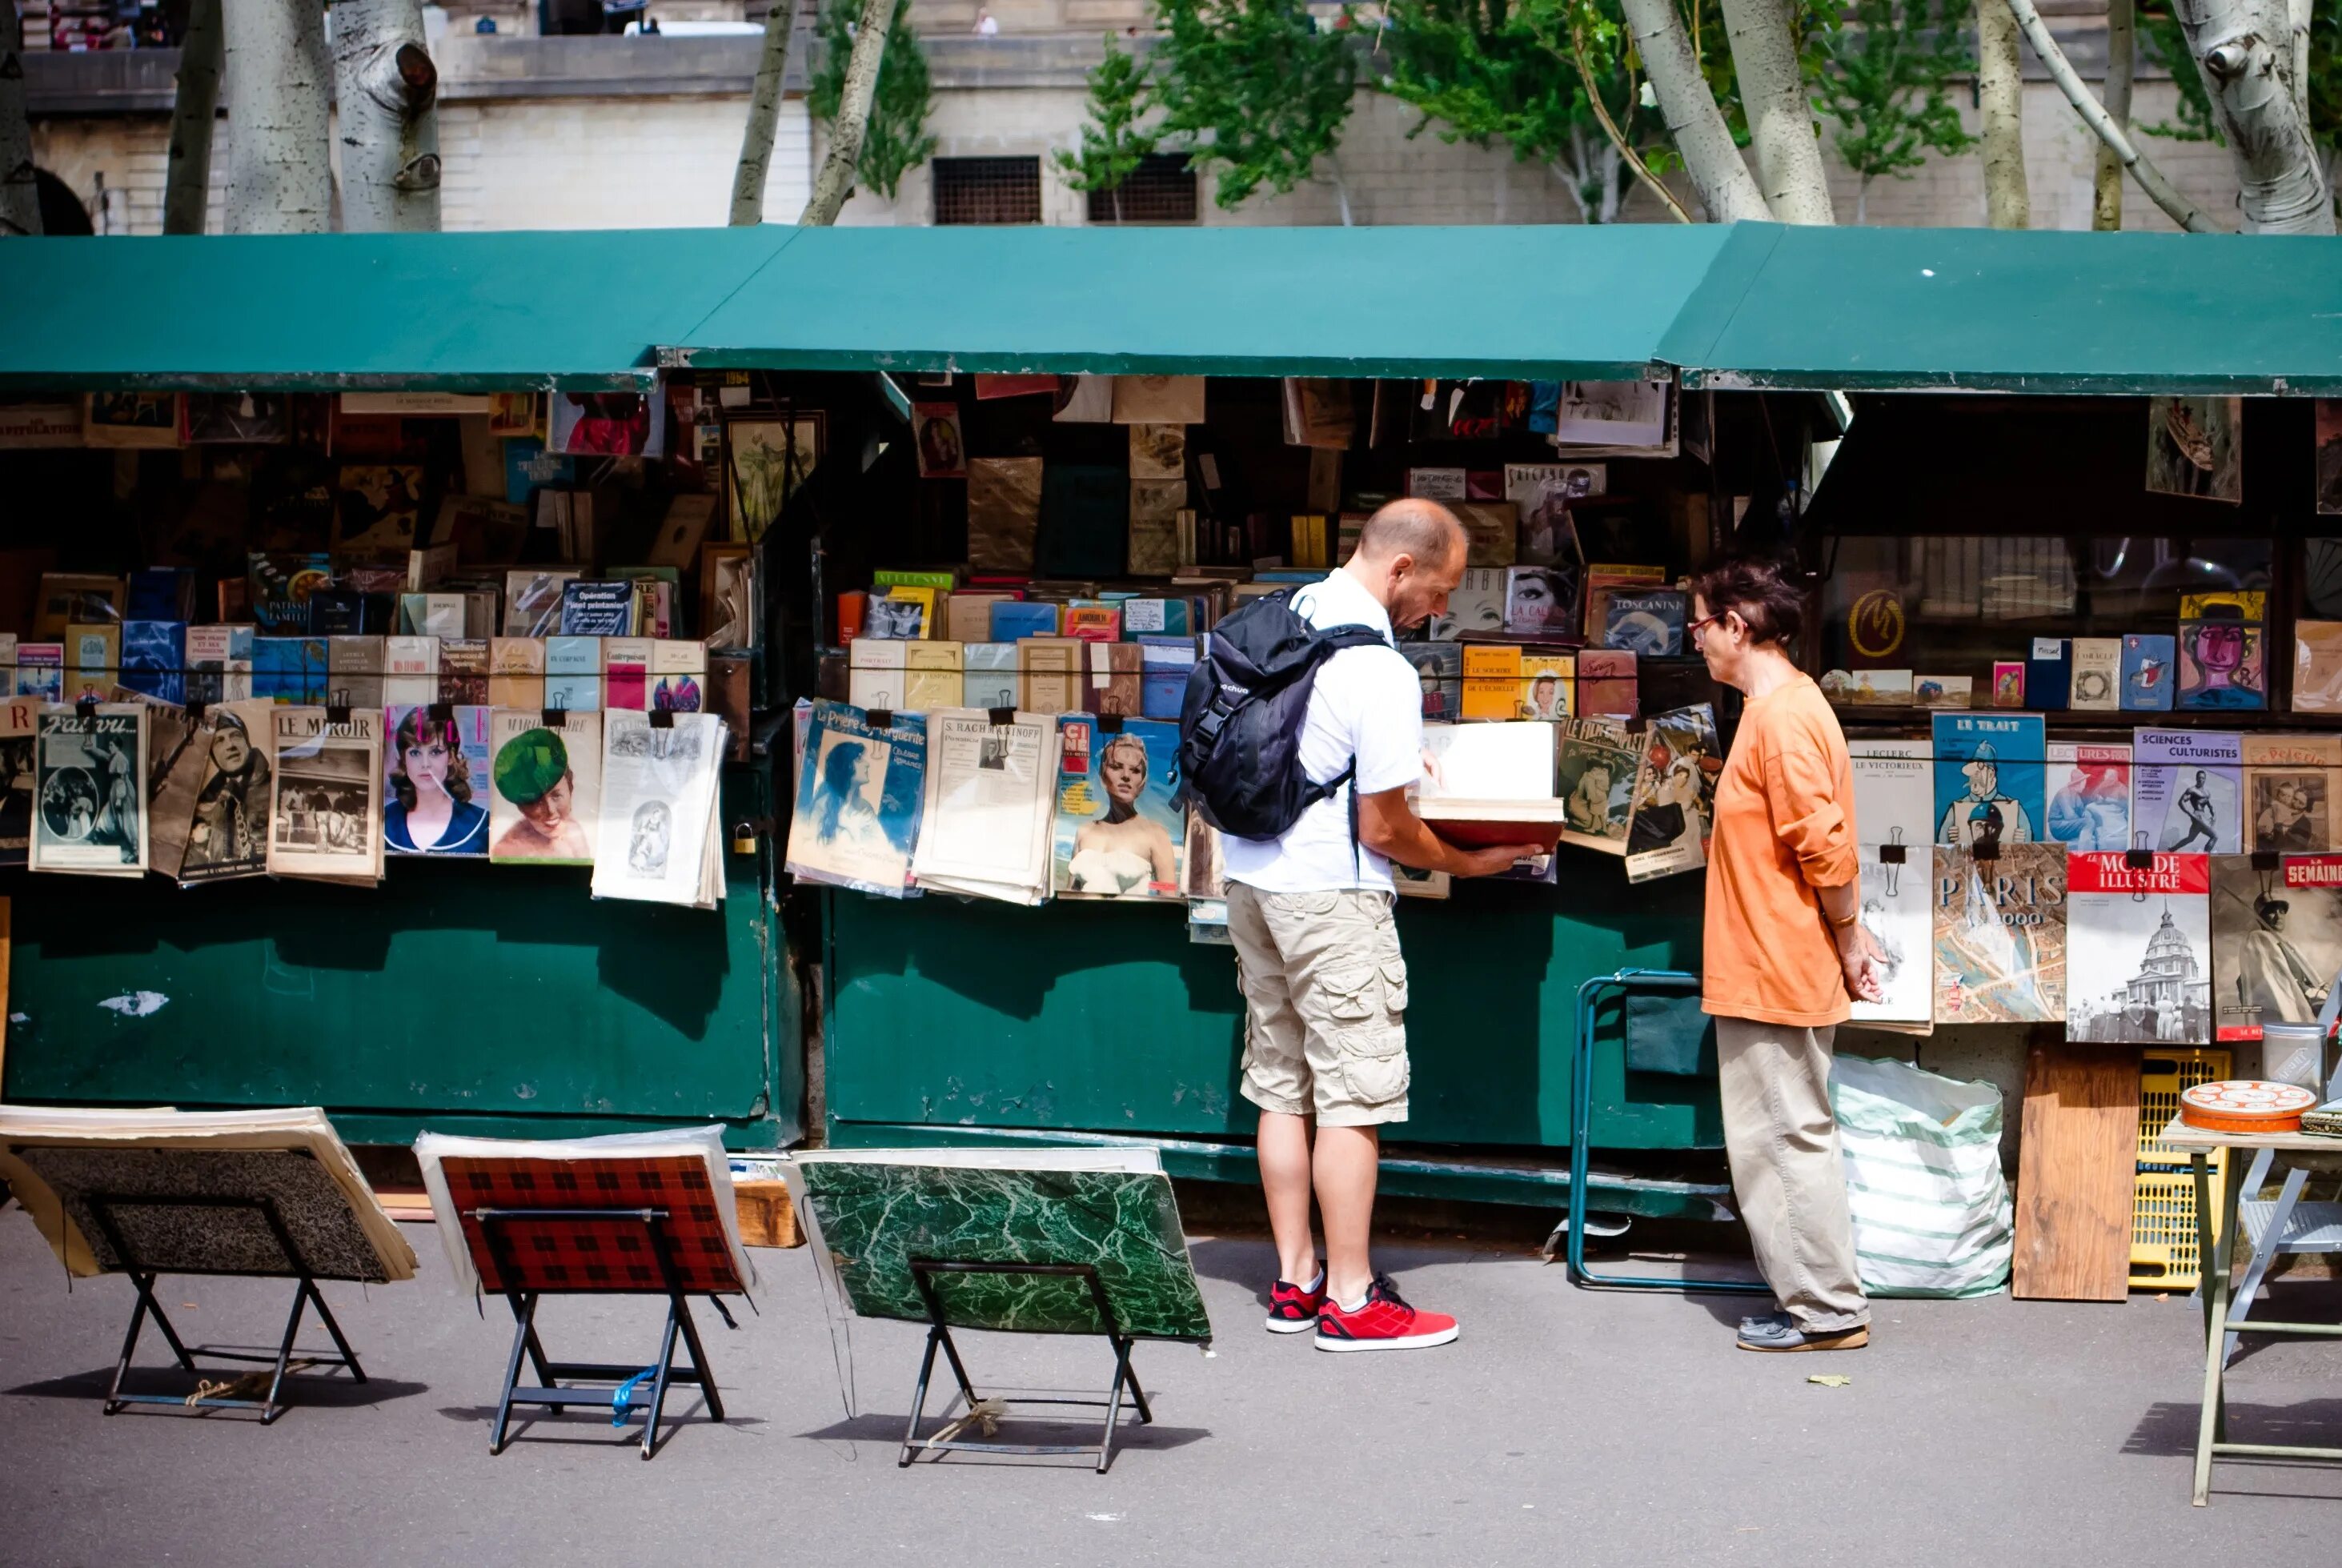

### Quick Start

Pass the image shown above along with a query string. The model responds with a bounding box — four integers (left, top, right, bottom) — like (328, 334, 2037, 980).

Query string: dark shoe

(1265, 1272, 1325, 1334)
(1739, 1309, 1793, 1335)
(1736, 1317, 1870, 1353)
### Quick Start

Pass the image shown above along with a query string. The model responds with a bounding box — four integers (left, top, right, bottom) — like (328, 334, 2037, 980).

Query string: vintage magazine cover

(0, 696, 35, 868)
(487, 709, 602, 865)
(179, 700, 276, 883)
(1052, 716, 1185, 900)
(2210, 853, 2342, 1041)
(2242, 733, 2342, 854)
(1849, 739, 1935, 1029)
(1931, 712, 2044, 849)
(912, 710, 1057, 905)
(1624, 704, 1718, 884)
(1933, 844, 2067, 1024)
(113, 687, 207, 880)
(267, 707, 384, 883)
(33, 705, 149, 876)
(593, 710, 729, 907)
(784, 701, 925, 898)
(2135, 729, 2242, 853)
(383, 704, 492, 856)
(1556, 716, 1641, 856)
(2045, 741, 2132, 852)
(2066, 852, 2212, 1044)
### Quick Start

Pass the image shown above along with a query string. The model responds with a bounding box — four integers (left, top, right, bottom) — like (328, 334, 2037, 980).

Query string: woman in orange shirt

(1691, 557, 1882, 1354)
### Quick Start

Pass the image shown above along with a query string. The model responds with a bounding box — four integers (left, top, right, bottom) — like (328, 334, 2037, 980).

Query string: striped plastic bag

(1828, 1054, 2013, 1299)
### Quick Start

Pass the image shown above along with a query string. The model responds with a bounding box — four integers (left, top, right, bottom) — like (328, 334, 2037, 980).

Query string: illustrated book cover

(2135, 729, 2243, 854)
(1933, 844, 2067, 1025)
(2066, 852, 2212, 1044)
(1931, 712, 2044, 851)
(487, 708, 601, 865)
(2210, 853, 2342, 1041)
(1051, 715, 1185, 900)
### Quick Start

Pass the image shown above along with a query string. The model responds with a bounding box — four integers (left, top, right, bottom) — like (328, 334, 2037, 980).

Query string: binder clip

(541, 707, 566, 727)
(1878, 831, 1907, 898)
(185, 699, 209, 722)
(427, 701, 455, 724)
(1098, 712, 1125, 734)
(648, 708, 676, 729)
(2252, 850, 2280, 871)
(986, 707, 1017, 728)
(867, 708, 894, 731)
(325, 704, 352, 726)
(1971, 836, 2001, 864)
(74, 693, 98, 720)
(2125, 848, 2158, 871)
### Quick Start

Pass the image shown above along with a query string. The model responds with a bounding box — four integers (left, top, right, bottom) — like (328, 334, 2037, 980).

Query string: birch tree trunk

(2168, 0, 2333, 233)
(1715, 0, 1835, 223)
(1618, 0, 1770, 222)
(223, 0, 334, 234)
(2093, 0, 2133, 229)
(333, 0, 441, 232)
(0, 0, 39, 237)
(1979, 0, 2030, 227)
(732, 0, 800, 224)
(2001, 0, 2220, 231)
(799, 0, 898, 226)
(163, 0, 225, 235)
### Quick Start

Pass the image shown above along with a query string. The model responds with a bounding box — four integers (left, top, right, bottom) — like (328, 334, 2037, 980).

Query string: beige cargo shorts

(1225, 883, 1410, 1127)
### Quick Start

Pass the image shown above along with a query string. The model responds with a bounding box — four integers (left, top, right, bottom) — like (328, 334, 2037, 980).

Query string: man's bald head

(1353, 498, 1466, 571)
(1341, 498, 1470, 633)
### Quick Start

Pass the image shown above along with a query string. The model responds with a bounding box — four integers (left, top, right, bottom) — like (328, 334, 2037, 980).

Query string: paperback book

(1933, 844, 2067, 1025)
(1623, 704, 1718, 884)
(2122, 634, 2177, 712)
(2135, 729, 2243, 854)
(1052, 715, 1185, 900)
(267, 707, 384, 884)
(2044, 741, 2132, 852)
(487, 709, 601, 864)
(2210, 853, 2342, 1041)
(785, 701, 926, 898)
(2069, 637, 2121, 711)
(32, 704, 148, 876)
(2066, 852, 2212, 1044)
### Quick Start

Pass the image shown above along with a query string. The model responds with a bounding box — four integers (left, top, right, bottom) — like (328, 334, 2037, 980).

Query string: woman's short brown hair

(1690, 555, 1805, 648)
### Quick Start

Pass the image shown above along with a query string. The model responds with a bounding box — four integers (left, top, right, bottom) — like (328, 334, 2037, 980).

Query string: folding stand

(1566, 969, 1768, 1297)
(473, 1205, 726, 1462)
(898, 1259, 1153, 1474)
(87, 1193, 367, 1424)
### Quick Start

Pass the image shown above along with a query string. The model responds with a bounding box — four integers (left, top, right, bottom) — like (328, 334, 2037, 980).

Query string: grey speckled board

(795, 1161, 1212, 1342)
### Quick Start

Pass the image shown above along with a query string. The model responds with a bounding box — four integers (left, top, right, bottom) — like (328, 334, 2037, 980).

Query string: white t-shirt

(1221, 570, 1425, 896)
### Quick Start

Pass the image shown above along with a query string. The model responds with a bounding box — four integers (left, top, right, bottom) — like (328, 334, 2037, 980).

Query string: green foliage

(1810, 0, 1975, 198)
(1150, 0, 1357, 210)
(807, 0, 938, 201)
(2140, 5, 2342, 160)
(1376, 0, 1589, 170)
(1054, 38, 1161, 217)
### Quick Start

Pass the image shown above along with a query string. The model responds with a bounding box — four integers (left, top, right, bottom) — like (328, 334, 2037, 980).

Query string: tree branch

(1568, 26, 1692, 223)
(732, 0, 801, 224)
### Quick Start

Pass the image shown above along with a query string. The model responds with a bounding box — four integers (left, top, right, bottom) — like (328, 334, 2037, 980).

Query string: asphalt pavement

(2, 1206, 2338, 1566)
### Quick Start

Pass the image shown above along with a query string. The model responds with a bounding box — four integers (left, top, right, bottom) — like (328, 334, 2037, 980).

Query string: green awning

(1661, 224, 2342, 395)
(671, 223, 1752, 381)
(0, 227, 792, 392)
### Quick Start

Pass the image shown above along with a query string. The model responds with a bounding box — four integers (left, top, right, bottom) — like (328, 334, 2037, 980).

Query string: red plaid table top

(442, 1155, 744, 1295)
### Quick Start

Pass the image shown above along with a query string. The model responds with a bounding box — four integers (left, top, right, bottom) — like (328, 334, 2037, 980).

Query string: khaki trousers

(1714, 1016, 1869, 1333)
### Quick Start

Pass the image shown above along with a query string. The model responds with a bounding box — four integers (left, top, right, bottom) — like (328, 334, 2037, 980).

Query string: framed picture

(725, 415, 824, 543)
(84, 392, 183, 449)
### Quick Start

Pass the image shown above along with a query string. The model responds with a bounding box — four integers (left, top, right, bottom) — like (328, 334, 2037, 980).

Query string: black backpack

(1177, 587, 1387, 841)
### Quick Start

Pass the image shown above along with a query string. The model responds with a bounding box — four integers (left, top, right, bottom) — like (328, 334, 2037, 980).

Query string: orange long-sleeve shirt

(1702, 674, 1861, 1028)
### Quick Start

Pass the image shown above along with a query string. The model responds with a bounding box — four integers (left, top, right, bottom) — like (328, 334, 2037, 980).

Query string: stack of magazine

(909, 708, 1059, 904)
(591, 709, 728, 908)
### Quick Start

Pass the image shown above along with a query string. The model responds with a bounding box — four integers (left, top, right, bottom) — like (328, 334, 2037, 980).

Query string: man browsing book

(1221, 499, 1541, 1352)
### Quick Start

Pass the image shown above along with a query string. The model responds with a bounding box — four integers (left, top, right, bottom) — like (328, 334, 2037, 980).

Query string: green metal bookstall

(4, 221, 2336, 1211)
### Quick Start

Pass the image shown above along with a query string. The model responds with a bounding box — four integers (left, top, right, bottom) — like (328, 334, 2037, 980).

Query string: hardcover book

(2211, 852, 2342, 1041)
(2135, 729, 2243, 853)
(1931, 712, 2045, 849)
(2045, 741, 2132, 852)
(1051, 715, 1185, 900)
(2066, 852, 2212, 1043)
(1933, 844, 2067, 1025)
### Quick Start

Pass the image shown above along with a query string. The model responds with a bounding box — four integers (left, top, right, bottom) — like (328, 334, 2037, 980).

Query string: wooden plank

(2015, 1036, 2141, 1301)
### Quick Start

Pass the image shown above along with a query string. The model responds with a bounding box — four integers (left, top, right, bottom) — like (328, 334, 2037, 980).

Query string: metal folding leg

(1566, 970, 1769, 1297)
(897, 1260, 1153, 1474)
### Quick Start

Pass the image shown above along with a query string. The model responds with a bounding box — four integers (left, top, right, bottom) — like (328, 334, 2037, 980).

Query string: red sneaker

(1265, 1273, 1325, 1334)
(1315, 1275, 1459, 1353)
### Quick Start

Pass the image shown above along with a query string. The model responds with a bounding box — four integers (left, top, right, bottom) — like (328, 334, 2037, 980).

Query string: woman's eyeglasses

(1686, 613, 1724, 641)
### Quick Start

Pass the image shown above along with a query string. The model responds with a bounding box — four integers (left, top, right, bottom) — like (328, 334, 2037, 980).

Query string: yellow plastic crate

(2131, 1046, 2232, 1292)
